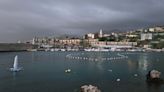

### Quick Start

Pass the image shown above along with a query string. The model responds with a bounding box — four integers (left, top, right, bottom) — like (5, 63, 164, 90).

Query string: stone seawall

(0, 43, 37, 52)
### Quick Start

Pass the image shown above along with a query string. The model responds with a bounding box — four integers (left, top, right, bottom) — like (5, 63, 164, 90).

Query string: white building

(86, 33, 95, 39)
(90, 41, 137, 48)
(149, 27, 164, 32)
(141, 33, 153, 41)
(149, 28, 155, 32)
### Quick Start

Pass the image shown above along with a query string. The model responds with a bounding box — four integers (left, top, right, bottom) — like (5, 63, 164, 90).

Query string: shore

(0, 43, 164, 52)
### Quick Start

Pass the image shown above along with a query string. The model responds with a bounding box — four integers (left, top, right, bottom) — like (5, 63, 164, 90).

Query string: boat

(50, 48, 55, 52)
(61, 49, 66, 51)
(84, 48, 109, 52)
(84, 48, 92, 52)
(10, 55, 23, 72)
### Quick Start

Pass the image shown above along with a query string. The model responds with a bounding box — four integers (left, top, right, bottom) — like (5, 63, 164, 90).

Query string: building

(84, 29, 107, 39)
(0, 43, 37, 52)
(90, 41, 137, 48)
(154, 27, 164, 32)
(103, 34, 110, 37)
(149, 26, 164, 32)
(141, 33, 153, 41)
(84, 33, 95, 39)
(149, 28, 155, 32)
(126, 34, 138, 38)
(59, 39, 81, 46)
(31, 37, 51, 45)
(83, 39, 99, 46)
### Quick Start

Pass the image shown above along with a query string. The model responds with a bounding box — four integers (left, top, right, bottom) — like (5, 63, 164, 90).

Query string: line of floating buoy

(66, 56, 128, 61)
(66, 53, 128, 61)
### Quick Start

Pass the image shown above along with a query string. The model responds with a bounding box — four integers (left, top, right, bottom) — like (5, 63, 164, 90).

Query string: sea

(0, 51, 164, 92)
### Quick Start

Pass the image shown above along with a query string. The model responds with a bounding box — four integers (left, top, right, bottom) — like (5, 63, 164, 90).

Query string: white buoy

(116, 78, 120, 82)
(65, 69, 71, 73)
(134, 74, 138, 77)
(108, 69, 113, 72)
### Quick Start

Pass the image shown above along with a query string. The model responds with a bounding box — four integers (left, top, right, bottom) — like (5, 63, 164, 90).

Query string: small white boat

(50, 49, 55, 52)
(61, 49, 66, 51)
(10, 55, 23, 72)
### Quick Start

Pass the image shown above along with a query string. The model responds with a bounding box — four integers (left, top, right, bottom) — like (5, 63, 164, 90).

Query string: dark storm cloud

(0, 0, 164, 42)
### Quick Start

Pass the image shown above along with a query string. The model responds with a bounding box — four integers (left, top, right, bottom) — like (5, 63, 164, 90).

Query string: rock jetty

(80, 85, 101, 92)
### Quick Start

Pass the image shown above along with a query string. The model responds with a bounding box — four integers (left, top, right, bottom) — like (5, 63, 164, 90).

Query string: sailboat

(10, 55, 23, 72)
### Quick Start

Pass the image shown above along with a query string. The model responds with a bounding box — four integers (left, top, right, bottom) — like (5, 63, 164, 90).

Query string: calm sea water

(0, 51, 164, 92)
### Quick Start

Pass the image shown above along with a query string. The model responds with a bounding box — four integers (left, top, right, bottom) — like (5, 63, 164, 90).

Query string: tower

(99, 29, 103, 38)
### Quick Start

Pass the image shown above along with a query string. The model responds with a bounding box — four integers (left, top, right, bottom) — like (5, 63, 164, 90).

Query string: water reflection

(138, 53, 150, 75)
(1, 52, 164, 92)
(87, 52, 104, 71)
(127, 60, 138, 72)
(12, 72, 16, 80)
(147, 82, 162, 92)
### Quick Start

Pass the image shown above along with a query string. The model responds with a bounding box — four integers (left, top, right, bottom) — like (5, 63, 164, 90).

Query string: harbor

(0, 0, 164, 91)
(0, 51, 164, 92)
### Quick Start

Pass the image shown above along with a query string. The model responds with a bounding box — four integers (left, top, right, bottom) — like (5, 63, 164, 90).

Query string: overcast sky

(0, 0, 164, 42)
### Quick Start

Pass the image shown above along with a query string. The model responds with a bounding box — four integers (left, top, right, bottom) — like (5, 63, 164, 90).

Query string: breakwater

(0, 43, 37, 52)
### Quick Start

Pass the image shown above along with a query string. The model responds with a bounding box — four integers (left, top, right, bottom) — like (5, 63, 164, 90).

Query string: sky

(0, 0, 164, 42)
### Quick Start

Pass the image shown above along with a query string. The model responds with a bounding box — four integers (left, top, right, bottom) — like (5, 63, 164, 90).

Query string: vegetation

(151, 42, 164, 49)
(98, 36, 116, 41)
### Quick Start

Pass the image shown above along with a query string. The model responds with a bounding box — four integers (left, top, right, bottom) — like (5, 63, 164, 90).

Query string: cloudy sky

(0, 0, 164, 42)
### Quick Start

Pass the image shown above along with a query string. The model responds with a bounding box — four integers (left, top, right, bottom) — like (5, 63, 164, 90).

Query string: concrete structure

(84, 29, 107, 39)
(59, 39, 81, 45)
(103, 34, 110, 37)
(85, 33, 95, 39)
(149, 27, 164, 32)
(90, 41, 137, 48)
(0, 43, 37, 52)
(84, 39, 99, 46)
(143, 45, 151, 48)
(141, 33, 153, 41)
(126, 34, 138, 38)
(155, 27, 164, 32)
(31, 37, 50, 45)
(149, 28, 155, 32)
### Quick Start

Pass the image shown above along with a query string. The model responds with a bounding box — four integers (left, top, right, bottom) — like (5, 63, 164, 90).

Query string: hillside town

(21, 26, 164, 52)
(1, 26, 162, 52)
